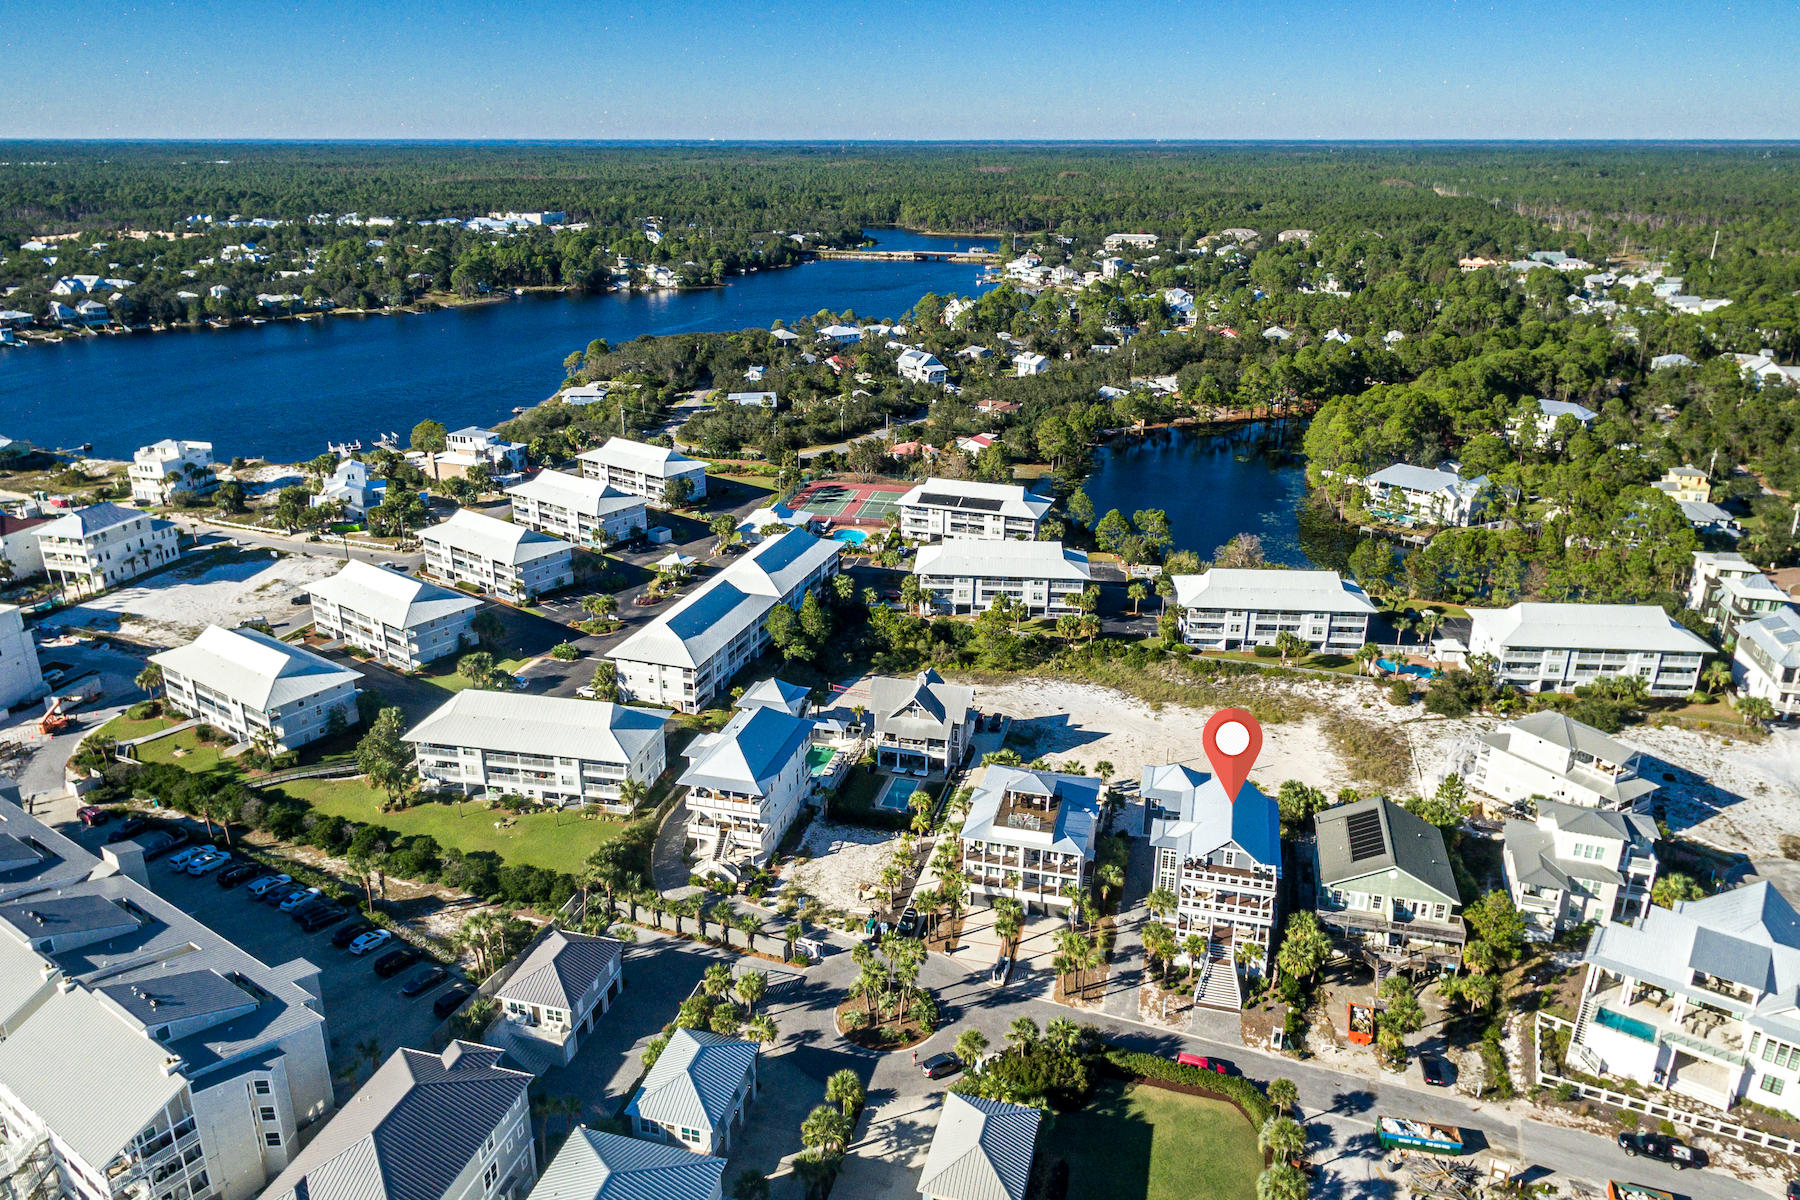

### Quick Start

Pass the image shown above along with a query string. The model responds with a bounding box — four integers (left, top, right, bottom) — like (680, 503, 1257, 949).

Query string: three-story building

(151, 626, 361, 751)
(960, 766, 1102, 915)
(306, 560, 480, 670)
(421, 511, 573, 603)
(34, 503, 179, 597)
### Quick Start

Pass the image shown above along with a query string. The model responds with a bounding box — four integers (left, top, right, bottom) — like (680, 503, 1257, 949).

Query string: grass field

(95, 712, 183, 742)
(418, 656, 529, 694)
(274, 778, 627, 876)
(1056, 1079, 1262, 1200)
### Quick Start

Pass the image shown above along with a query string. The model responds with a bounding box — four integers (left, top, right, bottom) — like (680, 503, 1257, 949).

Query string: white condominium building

(1360, 463, 1490, 527)
(608, 529, 841, 713)
(0, 784, 333, 1200)
(960, 765, 1102, 914)
(1171, 568, 1376, 652)
(0, 603, 45, 713)
(577, 437, 708, 503)
(894, 479, 1051, 542)
(504, 470, 647, 548)
(913, 539, 1090, 616)
(679, 704, 814, 868)
(306, 560, 481, 670)
(422, 510, 574, 603)
(34, 502, 180, 596)
(128, 439, 216, 506)
(1469, 711, 1656, 812)
(152, 625, 361, 751)
(1735, 607, 1800, 718)
(1463, 602, 1713, 697)
(405, 690, 670, 812)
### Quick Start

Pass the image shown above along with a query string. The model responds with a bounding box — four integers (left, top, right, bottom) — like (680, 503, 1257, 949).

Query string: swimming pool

(806, 745, 838, 776)
(1594, 1006, 1658, 1043)
(1377, 658, 1437, 680)
(829, 528, 868, 545)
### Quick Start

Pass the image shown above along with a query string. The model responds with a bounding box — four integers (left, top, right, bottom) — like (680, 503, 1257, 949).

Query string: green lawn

(1056, 1080, 1262, 1200)
(279, 778, 627, 876)
(93, 712, 182, 743)
(417, 657, 529, 694)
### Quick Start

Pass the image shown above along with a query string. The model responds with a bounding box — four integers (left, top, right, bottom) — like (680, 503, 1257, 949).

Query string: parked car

(288, 595, 310, 606)
(920, 1053, 962, 1080)
(400, 966, 448, 997)
(373, 947, 422, 978)
(298, 905, 349, 933)
(288, 894, 334, 921)
(166, 847, 208, 871)
(105, 816, 150, 843)
(348, 929, 392, 956)
(261, 885, 304, 908)
(77, 805, 113, 827)
(1420, 1055, 1455, 1088)
(188, 851, 232, 876)
(1176, 1052, 1232, 1075)
(218, 862, 260, 888)
(279, 887, 323, 913)
(332, 920, 374, 949)
(990, 956, 1012, 988)
(433, 984, 474, 1018)
(247, 873, 293, 897)
(1617, 1131, 1706, 1169)
(139, 831, 183, 859)
(897, 908, 919, 937)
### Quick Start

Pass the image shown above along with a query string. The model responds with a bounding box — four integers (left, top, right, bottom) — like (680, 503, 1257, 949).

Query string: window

(483, 1162, 499, 1191)
(258, 1107, 276, 1123)
(264, 1132, 282, 1148)
(253, 1081, 271, 1096)
(1762, 1038, 1800, 1070)
(1763, 1075, 1786, 1096)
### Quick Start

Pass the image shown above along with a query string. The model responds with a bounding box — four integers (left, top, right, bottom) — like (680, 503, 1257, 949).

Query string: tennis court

(790, 477, 912, 525)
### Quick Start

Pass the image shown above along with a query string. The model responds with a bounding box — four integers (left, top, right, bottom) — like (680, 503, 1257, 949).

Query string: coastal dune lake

(0, 229, 994, 463)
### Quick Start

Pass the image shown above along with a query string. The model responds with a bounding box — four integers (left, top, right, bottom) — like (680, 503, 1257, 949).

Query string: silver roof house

(916, 1092, 1042, 1200)
(624, 1030, 759, 1156)
(529, 1128, 724, 1200)
(260, 1043, 535, 1200)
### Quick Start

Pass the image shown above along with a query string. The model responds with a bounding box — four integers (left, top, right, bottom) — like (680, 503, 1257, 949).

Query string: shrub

(1386, 679, 1414, 706)
(1617, 1109, 1639, 1128)
(126, 700, 161, 720)
(550, 642, 581, 661)
(1100, 1048, 1272, 1127)
(1251, 643, 1281, 658)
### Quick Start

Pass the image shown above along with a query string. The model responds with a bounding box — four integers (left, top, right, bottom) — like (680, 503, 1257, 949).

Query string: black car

(106, 817, 150, 843)
(400, 966, 449, 998)
(218, 862, 260, 888)
(332, 920, 374, 948)
(897, 908, 919, 937)
(298, 905, 348, 933)
(289, 895, 335, 922)
(373, 947, 422, 978)
(1617, 1130, 1706, 1169)
(920, 1052, 962, 1080)
(139, 830, 183, 859)
(262, 885, 306, 908)
(1420, 1054, 1455, 1087)
(433, 984, 475, 1019)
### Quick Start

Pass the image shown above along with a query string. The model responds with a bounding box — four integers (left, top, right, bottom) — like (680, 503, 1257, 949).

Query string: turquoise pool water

(829, 528, 868, 545)
(1594, 1007, 1658, 1043)
(806, 746, 837, 775)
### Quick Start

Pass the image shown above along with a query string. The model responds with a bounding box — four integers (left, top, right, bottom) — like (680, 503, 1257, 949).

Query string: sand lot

(789, 820, 898, 913)
(41, 550, 339, 646)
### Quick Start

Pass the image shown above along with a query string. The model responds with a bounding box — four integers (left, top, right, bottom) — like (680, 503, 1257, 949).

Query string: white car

(348, 929, 392, 956)
(167, 847, 207, 871)
(247, 873, 293, 897)
(187, 851, 230, 875)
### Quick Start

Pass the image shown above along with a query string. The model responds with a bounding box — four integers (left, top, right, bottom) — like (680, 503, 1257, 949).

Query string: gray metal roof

(961, 765, 1102, 859)
(626, 1030, 757, 1135)
(528, 1127, 724, 1200)
(506, 470, 646, 521)
(734, 677, 811, 718)
(261, 1043, 531, 1200)
(1314, 797, 1459, 906)
(1742, 607, 1800, 670)
(916, 1092, 1042, 1200)
(914, 539, 1091, 582)
(404, 690, 670, 766)
(678, 706, 813, 798)
(151, 625, 361, 712)
(1143, 764, 1280, 873)
(1466, 602, 1713, 655)
(868, 669, 974, 742)
(1503, 711, 1638, 766)
(35, 501, 163, 539)
(307, 560, 480, 630)
(1171, 567, 1377, 615)
(1586, 882, 1800, 1012)
(422, 509, 571, 565)
(0, 893, 137, 944)
(495, 930, 622, 1010)
(97, 968, 258, 1029)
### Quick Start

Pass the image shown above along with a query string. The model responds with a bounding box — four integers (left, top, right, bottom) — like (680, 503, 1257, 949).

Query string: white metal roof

(915, 1092, 1042, 1200)
(1742, 607, 1800, 670)
(1467, 603, 1714, 655)
(506, 470, 645, 520)
(576, 437, 705, 480)
(529, 1127, 724, 1200)
(404, 690, 669, 764)
(914, 539, 1090, 582)
(896, 478, 1052, 522)
(151, 625, 360, 712)
(307, 560, 480, 629)
(422, 509, 571, 565)
(627, 1030, 757, 1135)
(1172, 568, 1377, 614)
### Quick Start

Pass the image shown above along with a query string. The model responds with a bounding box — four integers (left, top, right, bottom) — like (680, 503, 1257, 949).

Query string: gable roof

(1365, 464, 1488, 499)
(422, 509, 570, 565)
(1143, 764, 1280, 872)
(1741, 607, 1800, 671)
(307, 560, 480, 629)
(895, 479, 1052, 522)
(962, 765, 1102, 858)
(150, 625, 360, 712)
(404, 690, 669, 764)
(627, 1030, 757, 1134)
(261, 1043, 531, 1200)
(734, 677, 811, 718)
(1171, 568, 1376, 615)
(1586, 882, 1800, 1021)
(577, 437, 704, 480)
(916, 1092, 1042, 1200)
(1314, 797, 1459, 906)
(868, 669, 974, 741)
(914, 539, 1090, 582)
(678, 706, 812, 798)
(1467, 602, 1713, 655)
(35, 501, 157, 540)
(506, 471, 645, 520)
(528, 1127, 725, 1200)
(495, 931, 623, 1009)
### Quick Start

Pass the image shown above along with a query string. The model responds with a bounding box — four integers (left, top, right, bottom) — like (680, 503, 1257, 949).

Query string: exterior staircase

(1195, 937, 1242, 1012)
(1567, 993, 1605, 1075)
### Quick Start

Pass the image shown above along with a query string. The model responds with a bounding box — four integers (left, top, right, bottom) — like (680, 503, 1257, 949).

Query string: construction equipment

(1348, 1001, 1376, 1045)
(1377, 1116, 1466, 1155)
(36, 697, 72, 735)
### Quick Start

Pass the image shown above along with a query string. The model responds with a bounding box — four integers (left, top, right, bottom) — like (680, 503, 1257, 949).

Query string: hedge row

(1100, 1047, 1273, 1128)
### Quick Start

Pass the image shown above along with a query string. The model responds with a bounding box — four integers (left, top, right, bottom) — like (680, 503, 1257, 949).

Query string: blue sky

(4, 1, 1795, 140)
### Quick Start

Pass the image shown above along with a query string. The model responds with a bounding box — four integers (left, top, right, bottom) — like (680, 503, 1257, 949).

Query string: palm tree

(992, 897, 1024, 955)
(1392, 613, 1414, 648)
(1044, 1017, 1080, 1053)
(1267, 1077, 1299, 1117)
(1055, 927, 1087, 996)
(1354, 642, 1381, 676)
(1256, 1163, 1308, 1200)
(1259, 1115, 1307, 1162)
(954, 1028, 989, 1066)
(745, 1014, 778, 1045)
(134, 662, 164, 697)
(1417, 608, 1443, 647)
(1127, 581, 1147, 614)
(702, 963, 733, 999)
(800, 1105, 853, 1158)
(730, 1170, 771, 1200)
(1701, 659, 1732, 697)
(1006, 1016, 1040, 1055)
(1146, 887, 1177, 922)
(1142, 921, 1177, 985)
(825, 1069, 865, 1119)
(735, 970, 767, 1013)
(1095, 862, 1124, 907)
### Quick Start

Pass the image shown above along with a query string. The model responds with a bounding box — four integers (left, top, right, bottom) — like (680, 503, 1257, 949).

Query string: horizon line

(3, 137, 1800, 148)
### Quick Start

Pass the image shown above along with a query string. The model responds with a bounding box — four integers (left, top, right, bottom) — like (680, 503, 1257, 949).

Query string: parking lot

(64, 822, 456, 1088)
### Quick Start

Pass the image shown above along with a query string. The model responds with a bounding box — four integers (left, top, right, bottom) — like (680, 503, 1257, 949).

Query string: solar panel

(960, 496, 1005, 513)
(916, 492, 1006, 513)
(1345, 808, 1387, 863)
(917, 492, 959, 507)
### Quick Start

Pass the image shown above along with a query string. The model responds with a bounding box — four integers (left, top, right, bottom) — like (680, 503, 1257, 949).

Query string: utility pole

(1709, 230, 1721, 261)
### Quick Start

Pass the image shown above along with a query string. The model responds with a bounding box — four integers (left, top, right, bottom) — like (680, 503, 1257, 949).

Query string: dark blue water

(1082, 423, 1319, 567)
(0, 229, 993, 463)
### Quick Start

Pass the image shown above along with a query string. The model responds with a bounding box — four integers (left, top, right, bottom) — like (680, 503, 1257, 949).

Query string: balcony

(1178, 862, 1277, 890)
(996, 788, 1061, 833)
(1317, 905, 1466, 945)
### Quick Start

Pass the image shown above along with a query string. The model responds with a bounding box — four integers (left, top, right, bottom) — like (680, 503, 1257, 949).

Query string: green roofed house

(1309, 797, 1465, 972)
(916, 1092, 1042, 1200)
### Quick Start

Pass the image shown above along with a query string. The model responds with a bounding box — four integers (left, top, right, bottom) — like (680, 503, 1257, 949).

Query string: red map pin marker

(1203, 707, 1263, 804)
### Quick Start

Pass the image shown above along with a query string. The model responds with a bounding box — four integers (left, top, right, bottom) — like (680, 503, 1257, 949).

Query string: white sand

(43, 552, 340, 645)
(789, 820, 898, 913)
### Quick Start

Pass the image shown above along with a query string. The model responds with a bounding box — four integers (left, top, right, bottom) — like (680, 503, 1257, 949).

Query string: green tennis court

(792, 478, 913, 522)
